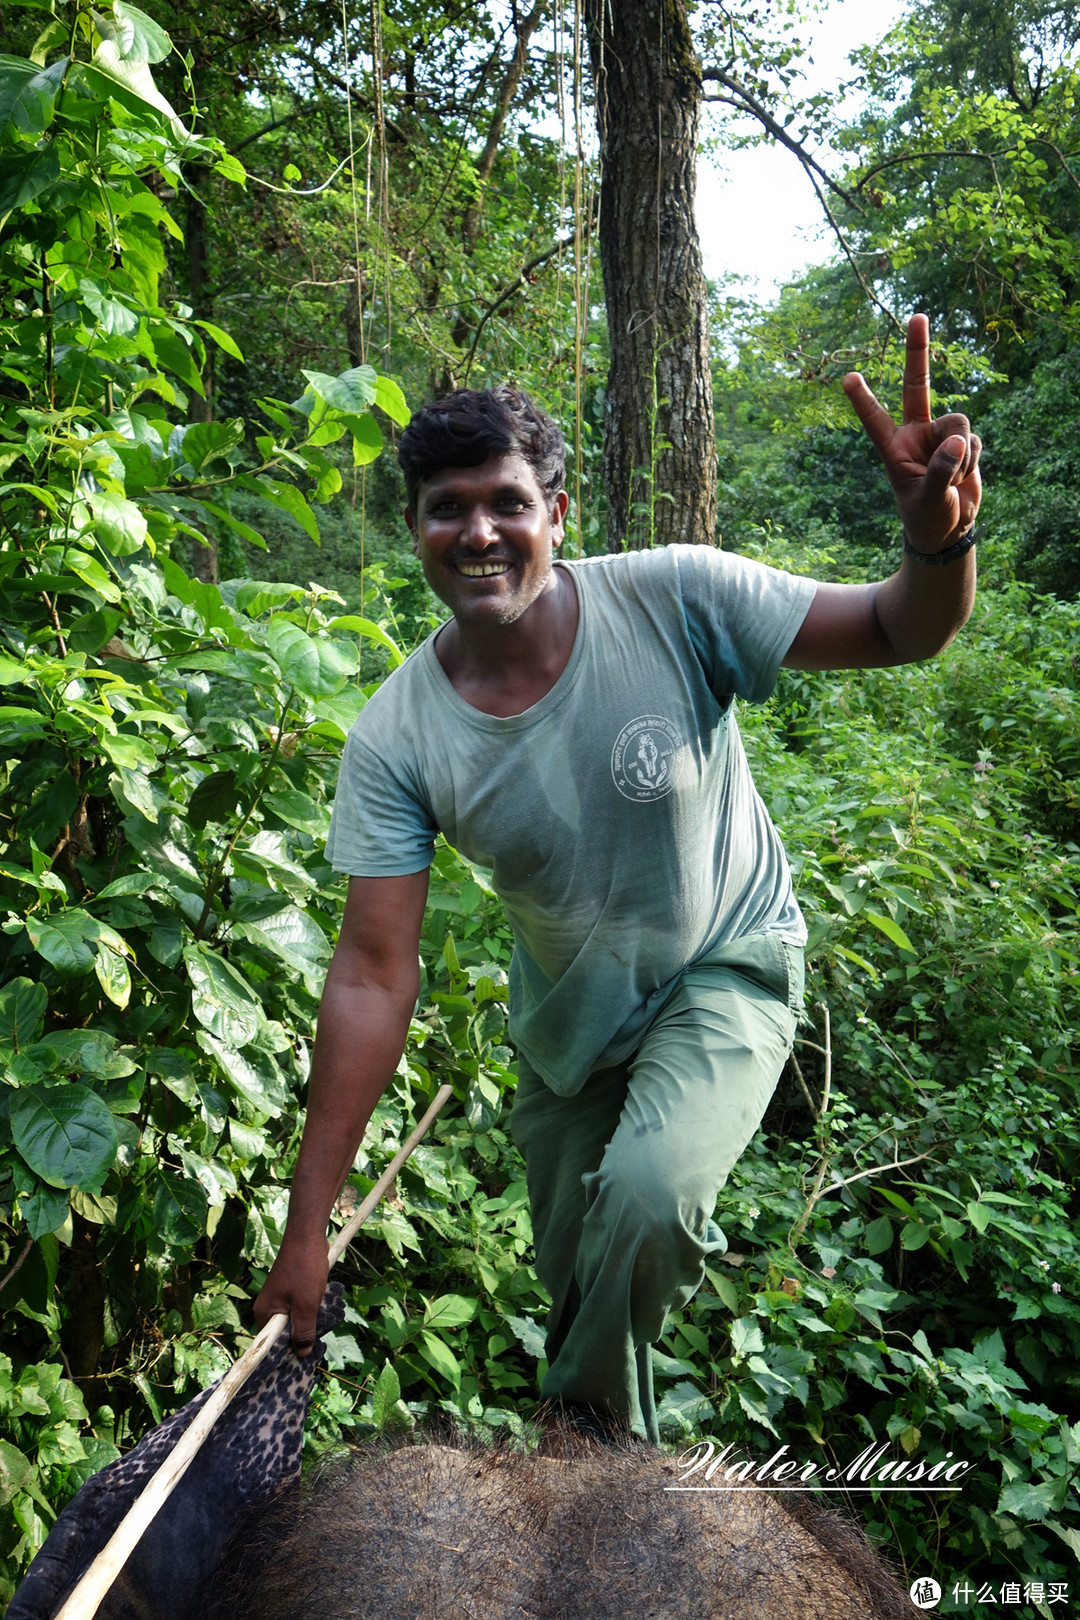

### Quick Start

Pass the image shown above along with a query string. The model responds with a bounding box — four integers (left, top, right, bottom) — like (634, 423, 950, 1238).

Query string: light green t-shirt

(327, 545, 817, 1094)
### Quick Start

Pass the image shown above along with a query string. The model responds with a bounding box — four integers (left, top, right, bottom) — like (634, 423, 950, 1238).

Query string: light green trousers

(511, 934, 803, 1444)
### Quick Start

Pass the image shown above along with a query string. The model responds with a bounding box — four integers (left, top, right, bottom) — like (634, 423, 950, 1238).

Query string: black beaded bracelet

(902, 525, 979, 566)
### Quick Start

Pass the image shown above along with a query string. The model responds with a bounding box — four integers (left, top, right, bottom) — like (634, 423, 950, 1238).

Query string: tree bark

(585, 0, 716, 551)
(62, 1213, 107, 1407)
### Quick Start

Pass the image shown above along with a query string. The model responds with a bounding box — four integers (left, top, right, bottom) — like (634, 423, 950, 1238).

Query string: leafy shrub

(648, 578, 1080, 1602)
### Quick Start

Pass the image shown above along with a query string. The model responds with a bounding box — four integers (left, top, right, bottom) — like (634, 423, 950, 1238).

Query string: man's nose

(460, 505, 497, 546)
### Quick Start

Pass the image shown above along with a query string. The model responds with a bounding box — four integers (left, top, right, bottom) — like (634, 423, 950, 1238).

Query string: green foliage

(1, 1, 1078, 1610)
(978, 347, 1080, 594)
(827, 0, 1080, 367)
(647, 563, 1080, 1595)
(0, 2, 484, 1592)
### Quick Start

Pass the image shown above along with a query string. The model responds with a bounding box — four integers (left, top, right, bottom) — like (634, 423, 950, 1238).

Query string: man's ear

(404, 506, 419, 557)
(550, 489, 570, 549)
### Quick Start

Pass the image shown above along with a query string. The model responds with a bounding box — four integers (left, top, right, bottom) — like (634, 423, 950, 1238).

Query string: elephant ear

(7, 1285, 346, 1620)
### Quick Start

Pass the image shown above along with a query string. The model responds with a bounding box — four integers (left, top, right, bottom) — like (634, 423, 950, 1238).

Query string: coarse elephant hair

(199, 1430, 918, 1620)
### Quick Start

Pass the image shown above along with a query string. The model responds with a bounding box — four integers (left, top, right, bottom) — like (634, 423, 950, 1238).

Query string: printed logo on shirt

(610, 714, 683, 801)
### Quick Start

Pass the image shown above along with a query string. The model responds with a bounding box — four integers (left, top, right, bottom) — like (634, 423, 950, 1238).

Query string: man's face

(406, 454, 568, 628)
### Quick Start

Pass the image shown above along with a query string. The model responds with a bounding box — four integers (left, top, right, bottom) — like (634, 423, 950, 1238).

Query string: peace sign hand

(842, 314, 982, 555)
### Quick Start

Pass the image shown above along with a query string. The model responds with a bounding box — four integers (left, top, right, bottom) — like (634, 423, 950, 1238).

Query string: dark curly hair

(397, 384, 566, 512)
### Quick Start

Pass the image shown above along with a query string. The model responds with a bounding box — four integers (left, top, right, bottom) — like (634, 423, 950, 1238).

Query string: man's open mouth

(456, 560, 512, 577)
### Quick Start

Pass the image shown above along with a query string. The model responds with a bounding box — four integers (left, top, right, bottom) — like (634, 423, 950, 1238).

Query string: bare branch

(463, 225, 592, 381)
(288, 47, 411, 145)
(804, 166, 904, 335)
(230, 106, 309, 156)
(818, 1149, 937, 1196)
(702, 68, 862, 212)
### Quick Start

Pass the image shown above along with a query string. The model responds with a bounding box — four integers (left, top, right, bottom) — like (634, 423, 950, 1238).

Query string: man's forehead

(418, 454, 540, 499)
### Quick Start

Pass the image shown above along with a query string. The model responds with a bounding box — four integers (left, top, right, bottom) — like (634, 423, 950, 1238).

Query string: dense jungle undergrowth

(1, 2, 1079, 1613)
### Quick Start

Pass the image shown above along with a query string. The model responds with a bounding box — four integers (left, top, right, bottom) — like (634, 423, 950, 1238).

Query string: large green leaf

(235, 905, 330, 972)
(2, 56, 67, 138)
(328, 615, 404, 668)
(417, 1330, 461, 1389)
(176, 418, 244, 474)
(373, 375, 410, 427)
(262, 788, 330, 836)
(110, 3, 172, 64)
(94, 943, 132, 1009)
(864, 910, 916, 954)
(187, 767, 241, 830)
(87, 40, 180, 129)
(422, 1294, 477, 1330)
(0, 979, 46, 1052)
(0, 1440, 31, 1508)
(25, 912, 96, 976)
(234, 581, 304, 618)
(11, 1083, 118, 1190)
(86, 491, 148, 556)
(195, 1032, 289, 1117)
(0, 705, 49, 745)
(193, 319, 244, 362)
(349, 412, 383, 466)
(0, 144, 60, 223)
(505, 1314, 547, 1358)
(246, 476, 320, 543)
(311, 690, 368, 740)
(151, 1171, 208, 1247)
(231, 831, 315, 897)
(267, 617, 320, 697)
(40, 1029, 134, 1079)
(301, 365, 376, 414)
(18, 1182, 70, 1241)
(0, 56, 39, 127)
(315, 638, 357, 692)
(370, 1360, 402, 1429)
(996, 1479, 1065, 1522)
(656, 1380, 716, 1433)
(183, 944, 261, 1046)
(79, 278, 139, 338)
(68, 604, 123, 654)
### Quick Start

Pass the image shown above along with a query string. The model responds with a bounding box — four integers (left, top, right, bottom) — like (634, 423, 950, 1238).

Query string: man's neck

(434, 565, 579, 718)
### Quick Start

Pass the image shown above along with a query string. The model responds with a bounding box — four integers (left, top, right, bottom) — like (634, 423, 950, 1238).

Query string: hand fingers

(288, 1290, 322, 1356)
(931, 412, 972, 469)
(842, 371, 897, 456)
(253, 1282, 319, 1357)
(967, 432, 982, 482)
(957, 433, 983, 528)
(902, 313, 932, 426)
(918, 434, 969, 510)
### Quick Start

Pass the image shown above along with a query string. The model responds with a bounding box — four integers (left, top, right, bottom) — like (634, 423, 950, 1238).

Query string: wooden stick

(55, 1083, 454, 1620)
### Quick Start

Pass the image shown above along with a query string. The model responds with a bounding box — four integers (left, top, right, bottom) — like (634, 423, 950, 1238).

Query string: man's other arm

(253, 869, 429, 1353)
(781, 554, 976, 671)
(783, 313, 981, 673)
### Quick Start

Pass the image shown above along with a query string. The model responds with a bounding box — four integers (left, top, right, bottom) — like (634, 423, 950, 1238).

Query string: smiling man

(255, 317, 981, 1447)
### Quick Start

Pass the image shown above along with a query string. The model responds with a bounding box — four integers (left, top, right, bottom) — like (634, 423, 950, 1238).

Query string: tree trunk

(585, 0, 716, 551)
(62, 1213, 107, 1407)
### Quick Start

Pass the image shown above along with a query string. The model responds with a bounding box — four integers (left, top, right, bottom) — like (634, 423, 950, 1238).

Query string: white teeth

(458, 561, 510, 577)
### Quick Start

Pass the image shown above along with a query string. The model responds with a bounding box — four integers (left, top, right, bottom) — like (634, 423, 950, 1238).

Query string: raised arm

(253, 869, 429, 1353)
(783, 313, 982, 671)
